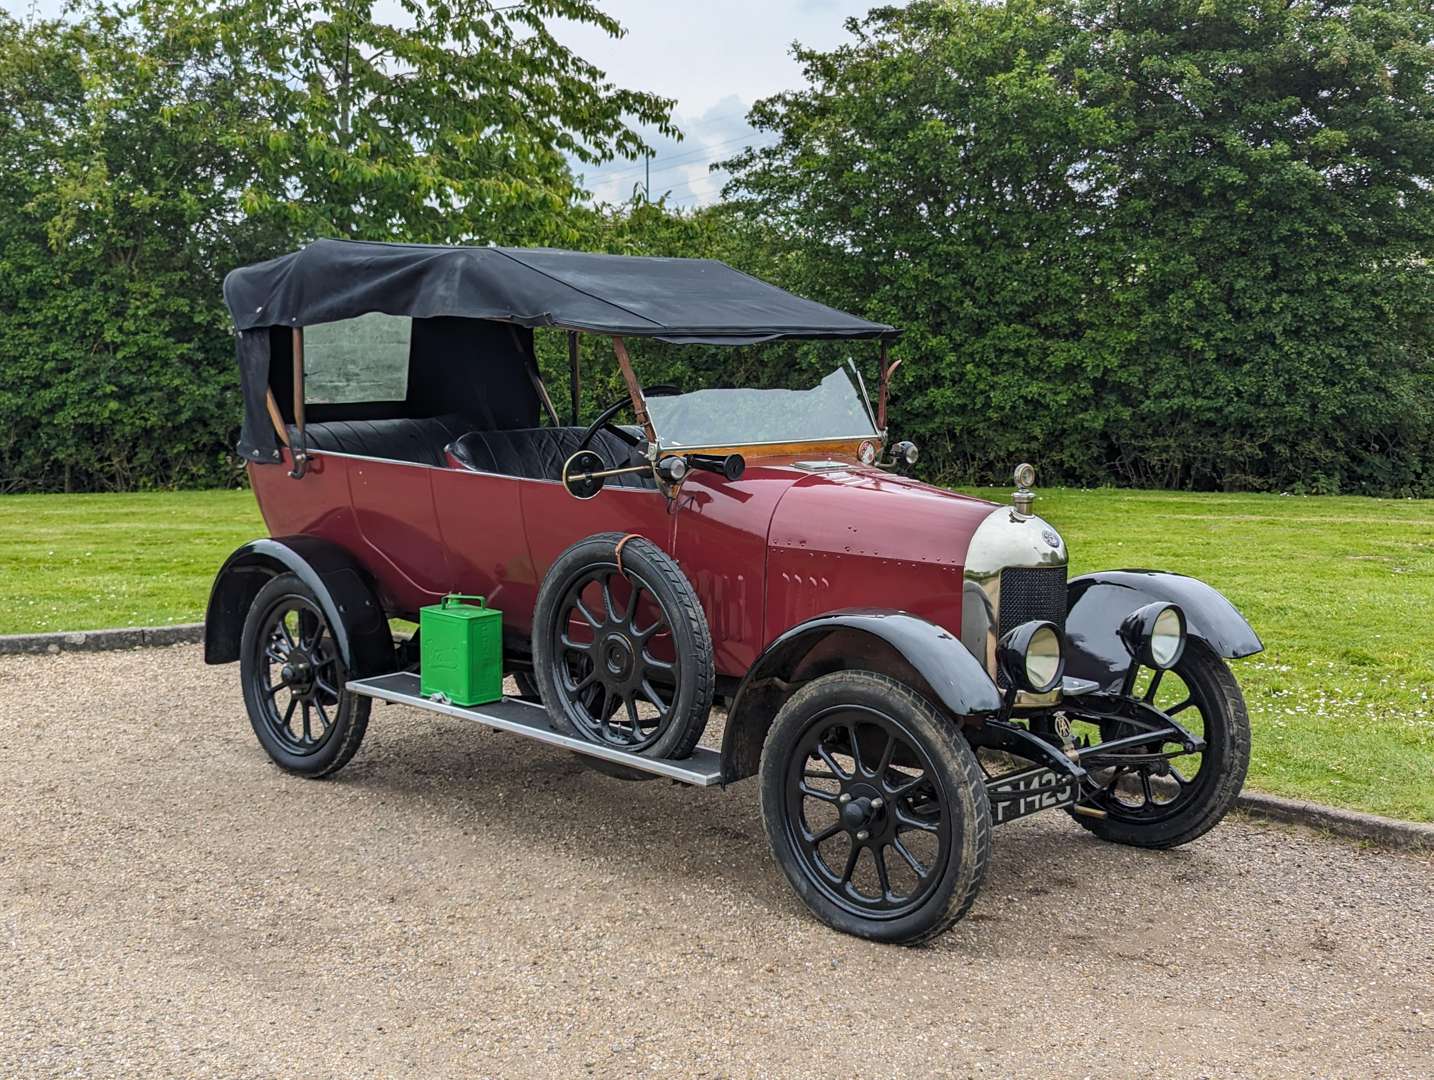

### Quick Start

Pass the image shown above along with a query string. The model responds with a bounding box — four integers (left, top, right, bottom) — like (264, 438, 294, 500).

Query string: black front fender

(720, 610, 1002, 783)
(1065, 570, 1262, 693)
(204, 536, 393, 677)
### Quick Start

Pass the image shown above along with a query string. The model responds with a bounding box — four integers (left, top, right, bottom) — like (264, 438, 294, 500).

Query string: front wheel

(1067, 638, 1250, 848)
(239, 573, 371, 778)
(533, 532, 713, 761)
(759, 671, 991, 945)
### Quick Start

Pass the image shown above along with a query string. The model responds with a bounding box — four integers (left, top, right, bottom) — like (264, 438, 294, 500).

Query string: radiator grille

(997, 566, 1068, 640)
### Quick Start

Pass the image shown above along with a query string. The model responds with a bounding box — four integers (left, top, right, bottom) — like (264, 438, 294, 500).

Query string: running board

(345, 671, 724, 787)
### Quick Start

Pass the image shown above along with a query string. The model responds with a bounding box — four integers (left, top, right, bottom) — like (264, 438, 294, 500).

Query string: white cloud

(573, 95, 771, 209)
(556, 0, 876, 206)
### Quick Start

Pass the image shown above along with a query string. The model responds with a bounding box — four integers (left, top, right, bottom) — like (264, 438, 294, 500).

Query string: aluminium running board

(345, 671, 724, 786)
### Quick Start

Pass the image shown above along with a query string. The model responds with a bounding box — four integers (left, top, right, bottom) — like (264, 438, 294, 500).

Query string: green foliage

(0, 10, 261, 492)
(4, 0, 1432, 495)
(145, 0, 677, 244)
(723, 0, 1434, 495)
(0, 2, 675, 492)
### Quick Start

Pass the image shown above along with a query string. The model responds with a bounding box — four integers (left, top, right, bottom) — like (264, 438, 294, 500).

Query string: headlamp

(1119, 602, 1187, 670)
(892, 440, 919, 465)
(997, 620, 1065, 695)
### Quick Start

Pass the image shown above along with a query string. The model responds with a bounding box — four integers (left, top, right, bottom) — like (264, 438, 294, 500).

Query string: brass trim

(655, 437, 870, 459)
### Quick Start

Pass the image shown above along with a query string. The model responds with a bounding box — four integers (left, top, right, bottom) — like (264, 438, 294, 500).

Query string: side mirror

(561, 450, 608, 500)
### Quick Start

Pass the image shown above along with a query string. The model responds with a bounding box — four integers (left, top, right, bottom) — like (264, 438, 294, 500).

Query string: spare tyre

(532, 532, 713, 761)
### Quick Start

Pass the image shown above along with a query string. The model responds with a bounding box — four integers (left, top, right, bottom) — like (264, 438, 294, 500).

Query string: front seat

(445, 427, 656, 489)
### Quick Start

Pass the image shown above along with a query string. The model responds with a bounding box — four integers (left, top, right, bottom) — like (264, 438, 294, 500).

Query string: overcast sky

(4, 0, 878, 207)
(555, 1, 877, 207)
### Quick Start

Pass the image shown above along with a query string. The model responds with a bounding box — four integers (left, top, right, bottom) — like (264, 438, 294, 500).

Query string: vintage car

(206, 239, 1262, 944)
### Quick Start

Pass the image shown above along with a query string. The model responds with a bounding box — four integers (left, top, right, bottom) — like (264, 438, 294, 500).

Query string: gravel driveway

(2, 645, 1430, 1079)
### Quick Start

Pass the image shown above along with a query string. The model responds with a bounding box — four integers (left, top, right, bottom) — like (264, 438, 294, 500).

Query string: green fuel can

(419, 594, 503, 706)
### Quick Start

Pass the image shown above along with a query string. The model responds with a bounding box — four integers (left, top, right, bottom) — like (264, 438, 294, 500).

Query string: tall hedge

(3, 1, 1432, 496)
(0, 13, 256, 491)
(0, 1, 675, 493)
(724, 0, 1434, 494)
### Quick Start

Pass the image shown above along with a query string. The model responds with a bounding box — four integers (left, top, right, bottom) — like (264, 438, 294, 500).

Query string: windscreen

(645, 367, 878, 450)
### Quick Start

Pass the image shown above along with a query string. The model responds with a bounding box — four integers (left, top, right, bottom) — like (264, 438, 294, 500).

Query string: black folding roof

(223, 239, 898, 344)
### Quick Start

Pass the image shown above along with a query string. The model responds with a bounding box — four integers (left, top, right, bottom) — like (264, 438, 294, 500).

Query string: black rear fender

(1065, 570, 1262, 694)
(204, 536, 394, 676)
(720, 610, 1001, 783)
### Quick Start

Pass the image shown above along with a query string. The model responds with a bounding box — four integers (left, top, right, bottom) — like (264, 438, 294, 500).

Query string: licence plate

(987, 766, 1078, 825)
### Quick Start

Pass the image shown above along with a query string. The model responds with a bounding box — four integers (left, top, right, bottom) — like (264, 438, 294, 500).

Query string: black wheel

(239, 573, 371, 778)
(759, 671, 991, 945)
(532, 532, 713, 761)
(1067, 638, 1250, 848)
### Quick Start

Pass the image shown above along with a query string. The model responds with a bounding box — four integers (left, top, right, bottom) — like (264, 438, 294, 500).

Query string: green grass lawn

(0, 490, 264, 637)
(1, 486, 1430, 821)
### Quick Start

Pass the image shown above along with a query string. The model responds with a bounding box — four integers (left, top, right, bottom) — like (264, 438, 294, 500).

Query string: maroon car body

(250, 453, 990, 677)
(206, 240, 1262, 944)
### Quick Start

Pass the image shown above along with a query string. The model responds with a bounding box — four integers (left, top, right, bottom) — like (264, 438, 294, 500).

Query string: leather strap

(611, 337, 655, 444)
(614, 533, 643, 578)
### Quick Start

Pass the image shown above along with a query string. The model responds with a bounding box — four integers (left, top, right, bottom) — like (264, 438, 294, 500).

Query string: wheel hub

(838, 786, 888, 841)
(601, 633, 634, 680)
(281, 651, 315, 694)
(840, 797, 871, 828)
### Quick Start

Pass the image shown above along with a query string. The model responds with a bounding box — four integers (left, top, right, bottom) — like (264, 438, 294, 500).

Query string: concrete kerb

(0, 623, 204, 655)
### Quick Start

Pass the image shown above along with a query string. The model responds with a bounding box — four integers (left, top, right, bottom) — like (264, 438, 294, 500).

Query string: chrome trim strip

(304, 448, 446, 471)
(346, 671, 724, 786)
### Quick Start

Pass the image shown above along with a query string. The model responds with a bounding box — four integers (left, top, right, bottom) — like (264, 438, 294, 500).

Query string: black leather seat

(446, 427, 656, 489)
(290, 414, 476, 468)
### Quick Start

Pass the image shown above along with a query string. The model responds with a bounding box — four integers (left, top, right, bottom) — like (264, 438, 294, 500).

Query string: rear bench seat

(289, 414, 476, 468)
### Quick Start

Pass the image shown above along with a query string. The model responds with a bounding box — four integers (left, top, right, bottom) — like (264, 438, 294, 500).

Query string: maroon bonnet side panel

(764, 468, 993, 646)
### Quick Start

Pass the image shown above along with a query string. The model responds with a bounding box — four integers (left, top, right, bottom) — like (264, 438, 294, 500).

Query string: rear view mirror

(561, 450, 608, 499)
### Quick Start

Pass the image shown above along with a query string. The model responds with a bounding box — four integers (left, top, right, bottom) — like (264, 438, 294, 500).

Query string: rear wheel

(759, 671, 991, 945)
(239, 573, 371, 778)
(1067, 639, 1250, 848)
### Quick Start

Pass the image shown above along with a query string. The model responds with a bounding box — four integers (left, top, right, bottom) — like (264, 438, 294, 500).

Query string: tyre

(239, 572, 372, 778)
(759, 671, 991, 945)
(532, 532, 713, 761)
(512, 670, 540, 700)
(1068, 638, 1250, 848)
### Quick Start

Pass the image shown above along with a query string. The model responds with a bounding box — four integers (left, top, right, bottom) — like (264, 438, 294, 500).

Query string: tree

(0, 1, 679, 491)
(722, 1, 1126, 482)
(724, 1, 1434, 494)
(142, 0, 679, 245)
(1084, 0, 1434, 493)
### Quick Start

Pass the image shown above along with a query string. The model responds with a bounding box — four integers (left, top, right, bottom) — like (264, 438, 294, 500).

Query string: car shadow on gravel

(309, 708, 1231, 946)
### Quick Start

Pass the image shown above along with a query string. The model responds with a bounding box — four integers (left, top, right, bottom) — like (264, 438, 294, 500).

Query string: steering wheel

(575, 385, 682, 461)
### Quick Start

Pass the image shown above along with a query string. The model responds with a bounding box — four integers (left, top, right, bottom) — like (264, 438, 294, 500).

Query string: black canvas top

(223, 239, 898, 344)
